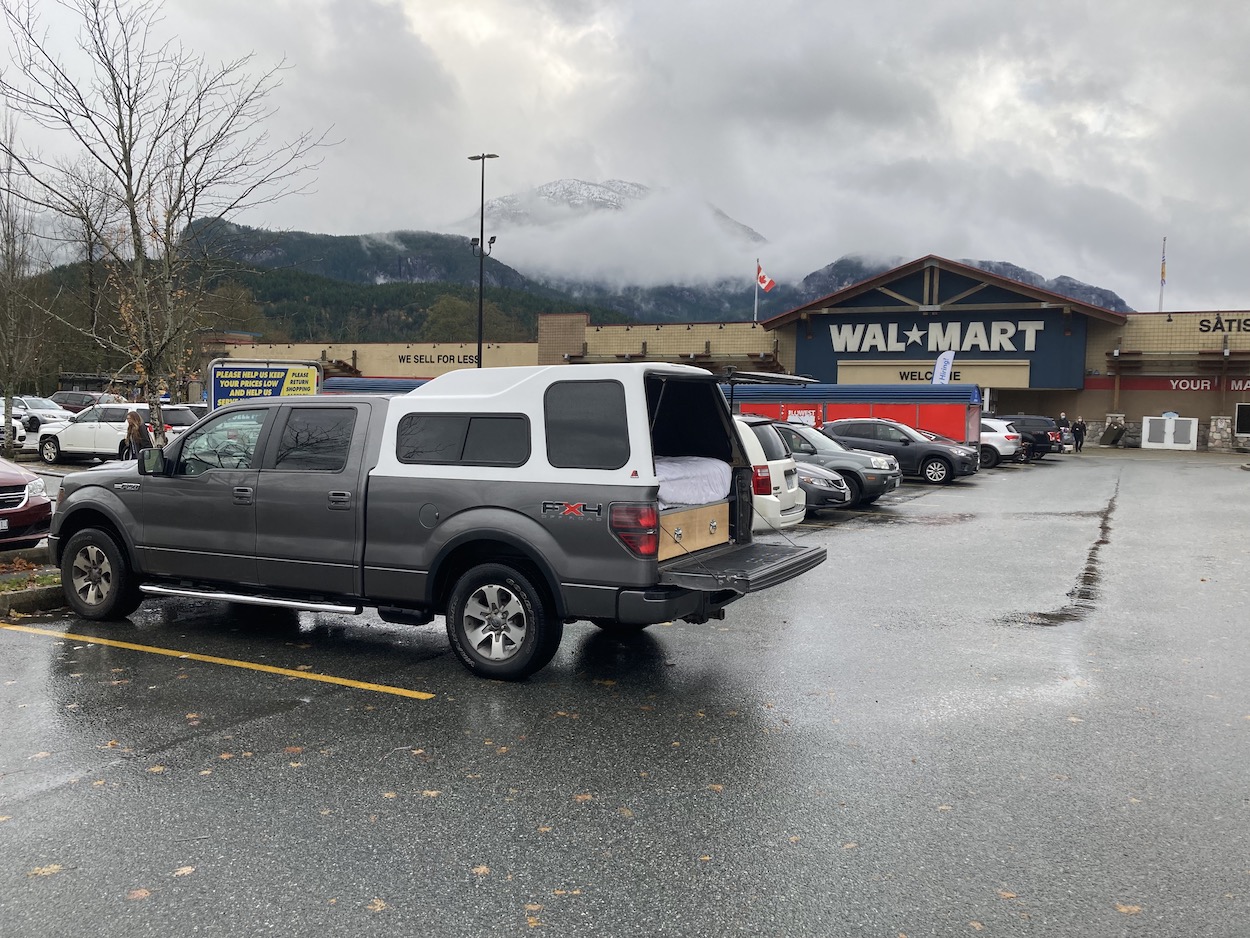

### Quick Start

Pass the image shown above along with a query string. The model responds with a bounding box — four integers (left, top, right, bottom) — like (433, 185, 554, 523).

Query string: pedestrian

(1072, 416, 1087, 453)
(124, 410, 153, 459)
(1057, 411, 1071, 429)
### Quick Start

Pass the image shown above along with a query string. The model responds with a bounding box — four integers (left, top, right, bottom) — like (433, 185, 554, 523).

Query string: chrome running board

(139, 583, 363, 615)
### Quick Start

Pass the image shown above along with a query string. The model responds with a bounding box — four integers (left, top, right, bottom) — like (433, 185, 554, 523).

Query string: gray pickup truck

(49, 363, 826, 680)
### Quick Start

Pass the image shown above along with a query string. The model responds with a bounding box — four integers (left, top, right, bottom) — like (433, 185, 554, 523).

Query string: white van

(733, 414, 806, 533)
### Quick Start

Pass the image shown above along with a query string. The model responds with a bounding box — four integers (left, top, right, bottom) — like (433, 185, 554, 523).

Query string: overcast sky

(21, 0, 1250, 310)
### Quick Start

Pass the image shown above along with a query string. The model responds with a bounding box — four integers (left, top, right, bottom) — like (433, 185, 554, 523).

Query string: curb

(4, 585, 65, 616)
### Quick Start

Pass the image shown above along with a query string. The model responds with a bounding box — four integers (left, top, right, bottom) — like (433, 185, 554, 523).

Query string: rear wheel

(921, 457, 952, 484)
(445, 563, 563, 680)
(61, 528, 144, 620)
(980, 445, 999, 469)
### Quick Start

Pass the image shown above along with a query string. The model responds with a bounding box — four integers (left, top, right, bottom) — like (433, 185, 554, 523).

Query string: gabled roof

(762, 255, 1128, 328)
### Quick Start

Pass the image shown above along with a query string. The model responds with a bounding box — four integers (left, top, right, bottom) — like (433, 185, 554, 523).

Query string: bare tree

(0, 112, 45, 459)
(0, 0, 326, 440)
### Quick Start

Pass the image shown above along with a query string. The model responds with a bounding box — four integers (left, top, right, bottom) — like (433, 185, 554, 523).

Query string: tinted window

(76, 406, 101, 422)
(396, 414, 529, 466)
(99, 407, 129, 423)
(274, 408, 355, 471)
(161, 409, 197, 427)
(545, 380, 629, 470)
(750, 423, 789, 460)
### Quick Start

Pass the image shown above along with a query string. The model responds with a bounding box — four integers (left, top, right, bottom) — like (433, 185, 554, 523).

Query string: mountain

(200, 178, 1135, 334)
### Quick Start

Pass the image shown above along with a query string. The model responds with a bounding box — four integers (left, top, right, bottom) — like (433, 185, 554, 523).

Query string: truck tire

(61, 528, 144, 620)
(445, 563, 563, 680)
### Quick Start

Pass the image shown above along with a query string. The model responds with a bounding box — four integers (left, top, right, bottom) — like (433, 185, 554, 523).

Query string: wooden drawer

(658, 501, 730, 561)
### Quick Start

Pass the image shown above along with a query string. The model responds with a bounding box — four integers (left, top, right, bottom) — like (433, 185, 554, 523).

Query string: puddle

(855, 512, 976, 526)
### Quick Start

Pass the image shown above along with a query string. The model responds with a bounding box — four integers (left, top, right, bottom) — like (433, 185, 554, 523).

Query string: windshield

(792, 423, 849, 453)
(23, 397, 59, 409)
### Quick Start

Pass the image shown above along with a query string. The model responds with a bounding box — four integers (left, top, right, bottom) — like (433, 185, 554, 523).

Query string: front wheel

(445, 563, 563, 680)
(922, 457, 952, 484)
(842, 475, 862, 508)
(40, 437, 60, 464)
(980, 445, 999, 469)
(61, 528, 144, 620)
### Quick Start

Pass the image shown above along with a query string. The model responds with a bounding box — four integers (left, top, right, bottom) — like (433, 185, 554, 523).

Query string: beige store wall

(217, 342, 538, 378)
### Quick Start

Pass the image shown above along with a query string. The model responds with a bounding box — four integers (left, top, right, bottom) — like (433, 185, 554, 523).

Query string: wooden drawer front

(659, 502, 730, 561)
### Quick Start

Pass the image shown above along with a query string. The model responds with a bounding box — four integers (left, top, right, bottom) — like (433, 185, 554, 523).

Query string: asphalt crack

(1001, 477, 1119, 627)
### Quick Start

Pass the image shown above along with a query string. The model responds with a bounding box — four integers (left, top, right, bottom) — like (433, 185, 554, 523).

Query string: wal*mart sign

(210, 362, 319, 408)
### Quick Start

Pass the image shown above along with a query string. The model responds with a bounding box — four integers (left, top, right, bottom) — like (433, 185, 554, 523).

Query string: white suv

(980, 417, 1023, 469)
(733, 414, 806, 533)
(39, 403, 198, 464)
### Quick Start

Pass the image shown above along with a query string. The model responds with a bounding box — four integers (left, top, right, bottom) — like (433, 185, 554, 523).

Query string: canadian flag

(756, 261, 776, 292)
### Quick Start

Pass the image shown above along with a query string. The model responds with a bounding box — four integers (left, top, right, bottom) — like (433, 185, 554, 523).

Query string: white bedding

(655, 456, 732, 510)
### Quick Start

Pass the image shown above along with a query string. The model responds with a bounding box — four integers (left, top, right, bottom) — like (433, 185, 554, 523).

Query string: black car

(821, 417, 979, 484)
(994, 414, 1062, 459)
(772, 420, 902, 507)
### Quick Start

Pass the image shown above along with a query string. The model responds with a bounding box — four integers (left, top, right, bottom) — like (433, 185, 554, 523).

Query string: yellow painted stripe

(0, 623, 434, 700)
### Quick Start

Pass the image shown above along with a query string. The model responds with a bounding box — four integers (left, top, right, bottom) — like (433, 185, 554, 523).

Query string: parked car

(0, 456, 52, 550)
(822, 417, 979, 484)
(771, 420, 901, 507)
(11, 395, 74, 432)
(5, 416, 26, 449)
(979, 417, 1024, 469)
(49, 390, 103, 413)
(994, 414, 1062, 460)
(39, 403, 198, 464)
(733, 414, 806, 533)
(796, 462, 851, 514)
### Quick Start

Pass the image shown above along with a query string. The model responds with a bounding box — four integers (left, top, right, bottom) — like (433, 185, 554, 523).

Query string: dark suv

(822, 417, 978, 484)
(771, 420, 902, 506)
(994, 414, 1062, 459)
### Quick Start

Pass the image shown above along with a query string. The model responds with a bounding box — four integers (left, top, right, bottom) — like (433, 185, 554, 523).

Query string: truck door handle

(233, 486, 253, 505)
(328, 491, 352, 510)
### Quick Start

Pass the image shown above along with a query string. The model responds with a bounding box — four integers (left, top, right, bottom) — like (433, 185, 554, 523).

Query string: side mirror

(138, 447, 165, 476)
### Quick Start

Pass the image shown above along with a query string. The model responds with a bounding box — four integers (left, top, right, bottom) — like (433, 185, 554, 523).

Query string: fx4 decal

(542, 501, 604, 519)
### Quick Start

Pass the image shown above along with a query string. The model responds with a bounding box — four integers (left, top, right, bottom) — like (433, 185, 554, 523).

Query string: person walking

(1072, 416, 1087, 453)
(124, 410, 153, 459)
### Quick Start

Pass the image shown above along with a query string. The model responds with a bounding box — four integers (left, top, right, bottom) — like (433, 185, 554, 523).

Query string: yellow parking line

(0, 623, 434, 700)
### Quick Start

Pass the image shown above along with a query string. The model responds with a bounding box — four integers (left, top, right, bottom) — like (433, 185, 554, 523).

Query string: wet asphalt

(2, 448, 1249, 937)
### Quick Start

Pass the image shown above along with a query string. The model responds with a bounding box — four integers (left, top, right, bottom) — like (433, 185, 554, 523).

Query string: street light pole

(468, 152, 498, 369)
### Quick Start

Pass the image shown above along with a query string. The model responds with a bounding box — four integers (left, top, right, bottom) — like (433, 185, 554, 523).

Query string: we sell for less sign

(209, 360, 320, 408)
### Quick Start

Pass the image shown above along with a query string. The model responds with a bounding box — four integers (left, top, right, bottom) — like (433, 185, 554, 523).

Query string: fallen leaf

(172, 866, 195, 877)
(496, 747, 509, 754)
(1115, 903, 1142, 915)
(186, 713, 199, 719)
(843, 842, 858, 850)
(1068, 715, 1085, 723)
(366, 898, 387, 912)
(997, 889, 1017, 899)
(0, 816, 10, 822)
(422, 790, 441, 798)
(28, 865, 64, 877)
(525, 903, 544, 912)
(472, 865, 490, 876)
(527, 916, 542, 928)
(29, 752, 49, 760)
(618, 807, 634, 818)
(383, 792, 397, 799)
(105, 740, 120, 748)
(970, 922, 984, 931)
(126, 888, 151, 901)
(938, 805, 953, 811)
(199, 770, 212, 776)
(707, 784, 724, 792)
(537, 826, 552, 833)
(573, 793, 593, 803)
(284, 746, 303, 754)
(219, 753, 234, 760)
(699, 855, 712, 862)
(789, 835, 801, 844)
(148, 765, 165, 773)
(288, 762, 302, 768)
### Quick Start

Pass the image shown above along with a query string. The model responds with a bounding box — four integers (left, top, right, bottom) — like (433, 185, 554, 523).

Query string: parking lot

(2, 448, 1248, 937)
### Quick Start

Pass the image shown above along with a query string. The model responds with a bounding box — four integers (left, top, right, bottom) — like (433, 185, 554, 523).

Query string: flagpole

(1158, 236, 1167, 313)
(753, 258, 759, 323)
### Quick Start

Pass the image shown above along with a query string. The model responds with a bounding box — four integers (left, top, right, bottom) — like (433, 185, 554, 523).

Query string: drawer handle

(673, 526, 683, 542)
(708, 519, 717, 534)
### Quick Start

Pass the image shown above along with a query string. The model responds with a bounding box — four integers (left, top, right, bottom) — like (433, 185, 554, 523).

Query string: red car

(0, 457, 52, 550)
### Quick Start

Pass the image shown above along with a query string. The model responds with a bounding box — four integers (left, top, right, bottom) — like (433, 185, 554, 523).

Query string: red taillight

(1049, 430, 1062, 441)
(610, 503, 658, 558)
(1005, 434, 1019, 441)
(752, 465, 772, 496)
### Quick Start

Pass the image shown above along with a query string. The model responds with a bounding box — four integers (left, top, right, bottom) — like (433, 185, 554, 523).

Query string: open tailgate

(658, 541, 825, 594)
